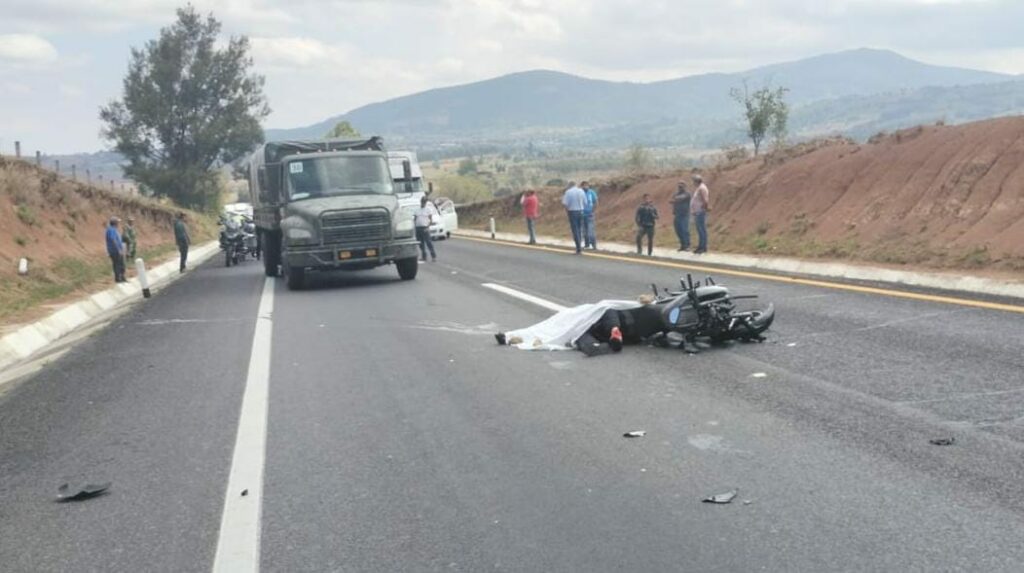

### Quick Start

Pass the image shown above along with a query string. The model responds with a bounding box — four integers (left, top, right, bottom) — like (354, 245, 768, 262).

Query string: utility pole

(14, 141, 21, 158)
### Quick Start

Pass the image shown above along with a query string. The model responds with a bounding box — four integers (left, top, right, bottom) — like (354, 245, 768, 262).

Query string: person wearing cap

(174, 212, 190, 273)
(671, 182, 692, 251)
(122, 217, 138, 262)
(105, 217, 127, 283)
(690, 174, 711, 254)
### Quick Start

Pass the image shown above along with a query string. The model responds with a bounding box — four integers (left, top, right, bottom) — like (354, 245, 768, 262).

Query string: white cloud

(0, 34, 58, 65)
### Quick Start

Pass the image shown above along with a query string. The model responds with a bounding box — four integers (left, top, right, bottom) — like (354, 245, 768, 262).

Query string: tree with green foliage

(325, 120, 360, 138)
(625, 143, 652, 173)
(100, 6, 269, 210)
(436, 174, 491, 204)
(730, 82, 789, 156)
(457, 157, 479, 176)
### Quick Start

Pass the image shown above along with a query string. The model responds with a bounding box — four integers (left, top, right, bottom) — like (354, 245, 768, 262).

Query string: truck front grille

(320, 209, 391, 245)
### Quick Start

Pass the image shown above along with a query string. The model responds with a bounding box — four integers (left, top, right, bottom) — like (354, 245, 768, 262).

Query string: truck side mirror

(402, 159, 413, 194)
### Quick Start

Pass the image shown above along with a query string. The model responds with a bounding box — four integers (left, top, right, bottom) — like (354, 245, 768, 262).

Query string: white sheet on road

(505, 300, 642, 350)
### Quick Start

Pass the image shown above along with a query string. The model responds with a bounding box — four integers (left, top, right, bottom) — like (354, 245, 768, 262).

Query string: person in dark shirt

(577, 304, 665, 354)
(173, 213, 190, 273)
(671, 182, 691, 251)
(634, 193, 659, 256)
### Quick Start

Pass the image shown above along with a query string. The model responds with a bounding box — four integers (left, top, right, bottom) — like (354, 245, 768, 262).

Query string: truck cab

(247, 138, 421, 289)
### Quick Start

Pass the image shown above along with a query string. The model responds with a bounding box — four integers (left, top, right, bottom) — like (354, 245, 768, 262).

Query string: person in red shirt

(520, 190, 540, 244)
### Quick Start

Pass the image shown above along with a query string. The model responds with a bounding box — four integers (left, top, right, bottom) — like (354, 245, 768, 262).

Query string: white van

(388, 151, 458, 239)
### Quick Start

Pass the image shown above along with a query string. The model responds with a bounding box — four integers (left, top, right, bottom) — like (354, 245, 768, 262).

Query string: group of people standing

(670, 174, 711, 254)
(521, 174, 711, 257)
(558, 181, 600, 254)
(104, 212, 191, 284)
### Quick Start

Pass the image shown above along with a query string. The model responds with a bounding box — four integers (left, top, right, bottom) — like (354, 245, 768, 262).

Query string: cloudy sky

(1, 0, 1022, 154)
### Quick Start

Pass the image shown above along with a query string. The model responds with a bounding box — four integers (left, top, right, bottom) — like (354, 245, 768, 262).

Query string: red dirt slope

(463, 117, 1024, 270)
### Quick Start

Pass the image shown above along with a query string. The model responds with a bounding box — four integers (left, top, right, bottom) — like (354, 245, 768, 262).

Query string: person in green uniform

(122, 217, 138, 262)
(174, 212, 190, 273)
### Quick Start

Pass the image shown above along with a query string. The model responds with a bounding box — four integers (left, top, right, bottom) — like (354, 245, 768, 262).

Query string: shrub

(16, 204, 37, 226)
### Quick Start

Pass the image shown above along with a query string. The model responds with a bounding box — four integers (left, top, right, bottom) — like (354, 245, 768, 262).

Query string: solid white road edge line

(481, 283, 567, 312)
(212, 277, 275, 573)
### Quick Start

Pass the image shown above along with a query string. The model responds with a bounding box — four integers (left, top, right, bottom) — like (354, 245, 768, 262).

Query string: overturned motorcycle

(495, 274, 774, 355)
(645, 274, 775, 352)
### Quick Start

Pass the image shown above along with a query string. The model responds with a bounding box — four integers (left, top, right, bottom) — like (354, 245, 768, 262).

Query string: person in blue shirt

(105, 216, 127, 283)
(582, 182, 599, 250)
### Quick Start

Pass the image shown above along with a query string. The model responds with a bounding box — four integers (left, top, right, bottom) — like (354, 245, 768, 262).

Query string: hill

(0, 157, 214, 326)
(267, 49, 1013, 147)
(459, 116, 1024, 271)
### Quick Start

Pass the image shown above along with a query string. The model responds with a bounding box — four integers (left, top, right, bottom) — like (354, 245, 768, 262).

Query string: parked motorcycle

(649, 274, 774, 350)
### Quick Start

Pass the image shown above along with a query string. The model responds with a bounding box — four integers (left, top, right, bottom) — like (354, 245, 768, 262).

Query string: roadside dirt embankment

(0, 157, 214, 326)
(461, 116, 1024, 271)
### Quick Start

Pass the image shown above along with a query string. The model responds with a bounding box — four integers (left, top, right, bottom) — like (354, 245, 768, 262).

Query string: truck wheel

(285, 265, 305, 290)
(263, 231, 281, 277)
(396, 257, 418, 280)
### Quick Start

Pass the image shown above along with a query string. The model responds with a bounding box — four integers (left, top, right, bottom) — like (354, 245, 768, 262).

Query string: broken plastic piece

(241, 489, 249, 497)
(929, 437, 956, 446)
(495, 333, 507, 345)
(750, 372, 767, 378)
(56, 482, 111, 502)
(508, 336, 524, 345)
(623, 431, 647, 438)
(702, 489, 738, 504)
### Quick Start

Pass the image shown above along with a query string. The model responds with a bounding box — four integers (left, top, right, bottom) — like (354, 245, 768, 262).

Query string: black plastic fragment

(929, 437, 956, 446)
(56, 482, 111, 502)
(623, 431, 647, 438)
(702, 489, 738, 504)
(241, 489, 249, 497)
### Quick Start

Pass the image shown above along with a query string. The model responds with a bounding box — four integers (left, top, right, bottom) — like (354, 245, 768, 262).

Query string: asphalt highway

(2, 237, 1024, 572)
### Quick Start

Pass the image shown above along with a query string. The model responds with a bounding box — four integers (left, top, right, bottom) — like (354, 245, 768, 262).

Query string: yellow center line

(457, 235, 1024, 315)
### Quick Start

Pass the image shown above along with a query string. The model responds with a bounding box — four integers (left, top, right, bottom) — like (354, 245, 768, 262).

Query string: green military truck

(246, 137, 421, 289)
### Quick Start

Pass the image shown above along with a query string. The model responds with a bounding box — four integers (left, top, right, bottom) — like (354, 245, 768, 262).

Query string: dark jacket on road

(635, 203, 659, 227)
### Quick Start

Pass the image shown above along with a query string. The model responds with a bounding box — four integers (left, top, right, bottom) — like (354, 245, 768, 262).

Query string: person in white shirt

(561, 181, 588, 254)
(413, 196, 437, 262)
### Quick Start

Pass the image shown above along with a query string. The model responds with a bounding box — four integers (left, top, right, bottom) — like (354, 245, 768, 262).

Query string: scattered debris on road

(56, 482, 111, 502)
(750, 372, 767, 378)
(929, 437, 956, 446)
(743, 499, 754, 506)
(241, 489, 249, 497)
(623, 431, 647, 438)
(787, 342, 798, 347)
(703, 489, 738, 504)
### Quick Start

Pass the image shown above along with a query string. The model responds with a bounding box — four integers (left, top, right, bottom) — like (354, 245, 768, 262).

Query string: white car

(430, 197, 458, 240)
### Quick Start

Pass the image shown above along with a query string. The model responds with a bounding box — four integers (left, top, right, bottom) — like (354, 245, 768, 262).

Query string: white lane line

(481, 283, 567, 312)
(212, 277, 275, 573)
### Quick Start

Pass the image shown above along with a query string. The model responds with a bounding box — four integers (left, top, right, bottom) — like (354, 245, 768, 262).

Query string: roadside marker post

(135, 258, 151, 298)
(18, 258, 28, 276)
(490, 217, 496, 239)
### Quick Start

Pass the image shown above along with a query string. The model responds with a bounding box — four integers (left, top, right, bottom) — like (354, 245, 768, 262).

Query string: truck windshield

(286, 156, 393, 201)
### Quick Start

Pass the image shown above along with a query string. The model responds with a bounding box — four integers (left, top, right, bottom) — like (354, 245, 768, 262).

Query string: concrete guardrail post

(135, 258, 151, 298)
(490, 217, 496, 239)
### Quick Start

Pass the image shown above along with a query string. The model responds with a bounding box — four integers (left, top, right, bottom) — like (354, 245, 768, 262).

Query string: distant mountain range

(266, 48, 1022, 148)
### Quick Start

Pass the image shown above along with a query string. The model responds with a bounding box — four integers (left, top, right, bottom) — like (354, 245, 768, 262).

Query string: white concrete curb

(455, 229, 1024, 300)
(0, 242, 221, 373)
